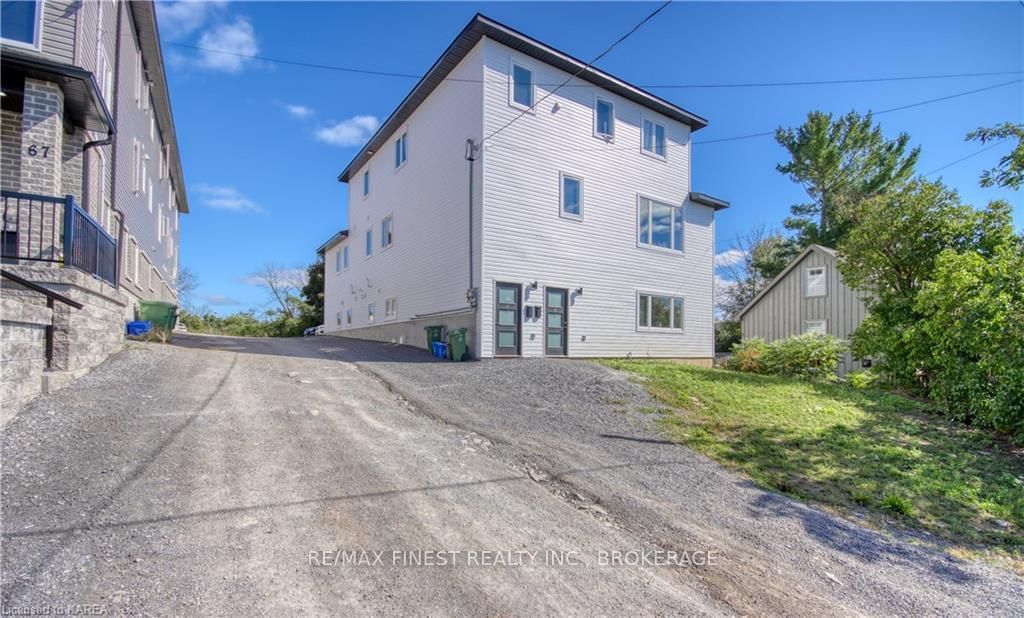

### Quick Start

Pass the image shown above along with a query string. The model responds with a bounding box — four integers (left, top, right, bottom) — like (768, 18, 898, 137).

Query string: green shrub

(880, 494, 915, 517)
(729, 334, 846, 379)
(729, 338, 768, 373)
(847, 369, 881, 390)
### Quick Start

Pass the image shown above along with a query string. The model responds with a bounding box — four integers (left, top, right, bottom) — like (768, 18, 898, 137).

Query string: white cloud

(240, 268, 307, 288)
(715, 274, 738, 297)
(194, 184, 264, 213)
(196, 17, 259, 73)
(156, 0, 226, 40)
(714, 249, 747, 268)
(286, 104, 314, 119)
(314, 115, 381, 147)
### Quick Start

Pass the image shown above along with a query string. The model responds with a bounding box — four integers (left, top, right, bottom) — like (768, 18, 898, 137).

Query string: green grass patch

(602, 360, 1024, 560)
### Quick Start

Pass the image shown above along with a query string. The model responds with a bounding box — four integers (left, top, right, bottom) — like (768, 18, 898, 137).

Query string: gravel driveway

(1, 334, 1020, 615)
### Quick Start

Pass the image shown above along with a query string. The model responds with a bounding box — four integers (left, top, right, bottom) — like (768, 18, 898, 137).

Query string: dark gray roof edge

(690, 191, 730, 210)
(736, 244, 836, 319)
(316, 230, 349, 254)
(131, 1, 189, 214)
(0, 46, 115, 133)
(338, 13, 708, 183)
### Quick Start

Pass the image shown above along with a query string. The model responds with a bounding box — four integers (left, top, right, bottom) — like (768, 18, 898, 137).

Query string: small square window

(511, 63, 533, 108)
(642, 118, 666, 158)
(560, 174, 582, 220)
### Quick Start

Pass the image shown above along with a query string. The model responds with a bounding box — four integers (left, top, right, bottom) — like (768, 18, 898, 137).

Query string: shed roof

(736, 245, 835, 319)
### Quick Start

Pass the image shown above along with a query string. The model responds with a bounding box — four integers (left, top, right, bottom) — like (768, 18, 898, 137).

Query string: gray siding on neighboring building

(40, 0, 77, 64)
(740, 246, 868, 375)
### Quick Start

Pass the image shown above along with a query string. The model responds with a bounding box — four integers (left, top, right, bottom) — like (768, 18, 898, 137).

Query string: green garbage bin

(139, 301, 178, 331)
(447, 328, 468, 362)
(424, 325, 444, 352)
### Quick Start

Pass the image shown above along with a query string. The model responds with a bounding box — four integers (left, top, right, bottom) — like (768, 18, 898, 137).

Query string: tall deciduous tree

(966, 122, 1024, 190)
(776, 111, 920, 249)
(302, 255, 325, 319)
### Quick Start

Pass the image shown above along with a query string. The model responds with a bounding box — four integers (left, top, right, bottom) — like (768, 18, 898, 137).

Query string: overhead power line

(924, 139, 1010, 176)
(481, 0, 673, 144)
(167, 40, 1023, 90)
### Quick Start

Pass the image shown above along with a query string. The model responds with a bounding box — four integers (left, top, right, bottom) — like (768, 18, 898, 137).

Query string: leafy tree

(716, 225, 794, 317)
(715, 320, 741, 353)
(776, 111, 920, 249)
(914, 243, 1024, 440)
(837, 178, 1016, 392)
(967, 122, 1024, 190)
(301, 255, 325, 319)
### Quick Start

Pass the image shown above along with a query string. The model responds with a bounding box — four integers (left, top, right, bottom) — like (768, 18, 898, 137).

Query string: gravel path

(1, 334, 1020, 615)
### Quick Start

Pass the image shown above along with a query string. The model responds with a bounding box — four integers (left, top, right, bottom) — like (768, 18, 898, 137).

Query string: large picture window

(638, 293, 684, 330)
(638, 197, 683, 252)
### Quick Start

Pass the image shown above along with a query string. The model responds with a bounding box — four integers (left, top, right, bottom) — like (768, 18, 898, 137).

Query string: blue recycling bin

(126, 320, 153, 336)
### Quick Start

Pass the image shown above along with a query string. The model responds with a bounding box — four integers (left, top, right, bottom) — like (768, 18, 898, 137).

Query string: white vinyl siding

(480, 38, 708, 358)
(805, 266, 826, 297)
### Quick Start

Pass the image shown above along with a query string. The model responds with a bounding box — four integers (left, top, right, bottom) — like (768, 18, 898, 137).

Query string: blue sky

(157, 1, 1023, 314)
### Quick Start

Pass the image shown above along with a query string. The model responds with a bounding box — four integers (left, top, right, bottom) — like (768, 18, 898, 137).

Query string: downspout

(465, 138, 479, 308)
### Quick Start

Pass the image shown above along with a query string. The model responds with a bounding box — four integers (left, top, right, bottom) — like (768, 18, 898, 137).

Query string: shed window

(805, 319, 827, 335)
(805, 267, 826, 297)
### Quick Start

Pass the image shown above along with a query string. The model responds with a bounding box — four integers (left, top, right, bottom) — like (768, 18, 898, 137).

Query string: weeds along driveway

(297, 334, 1024, 616)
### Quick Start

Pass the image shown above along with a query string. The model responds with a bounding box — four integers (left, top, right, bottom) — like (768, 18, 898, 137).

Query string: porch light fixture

(575, 287, 584, 296)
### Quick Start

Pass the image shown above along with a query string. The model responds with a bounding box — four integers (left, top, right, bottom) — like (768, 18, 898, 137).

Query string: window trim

(804, 319, 828, 335)
(636, 290, 685, 333)
(362, 170, 370, 198)
(559, 172, 583, 221)
(367, 302, 376, 323)
(640, 114, 667, 161)
(380, 214, 394, 250)
(805, 266, 827, 298)
(334, 248, 341, 273)
(636, 194, 684, 254)
(365, 227, 373, 258)
(384, 297, 397, 320)
(1, 0, 43, 49)
(342, 245, 349, 271)
(508, 57, 536, 111)
(593, 95, 615, 141)
(394, 132, 408, 170)
(345, 308, 352, 326)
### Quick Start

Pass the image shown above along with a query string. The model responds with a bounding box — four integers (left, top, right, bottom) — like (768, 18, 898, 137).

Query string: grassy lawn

(601, 360, 1024, 562)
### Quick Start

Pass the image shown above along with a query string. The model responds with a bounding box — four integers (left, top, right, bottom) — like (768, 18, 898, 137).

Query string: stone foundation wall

(1, 265, 129, 423)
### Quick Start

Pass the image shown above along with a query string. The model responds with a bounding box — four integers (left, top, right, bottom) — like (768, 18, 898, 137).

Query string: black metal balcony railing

(1, 190, 118, 288)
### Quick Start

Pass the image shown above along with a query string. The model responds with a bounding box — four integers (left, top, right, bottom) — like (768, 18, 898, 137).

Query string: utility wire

(166, 41, 1023, 90)
(481, 0, 673, 145)
(924, 139, 1010, 176)
(486, 78, 1022, 153)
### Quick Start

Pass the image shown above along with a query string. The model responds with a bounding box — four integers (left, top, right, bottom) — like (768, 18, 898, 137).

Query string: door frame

(544, 286, 569, 356)
(493, 281, 521, 357)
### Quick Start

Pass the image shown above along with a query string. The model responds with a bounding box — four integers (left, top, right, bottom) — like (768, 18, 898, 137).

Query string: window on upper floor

(343, 246, 349, 270)
(334, 248, 341, 273)
(134, 55, 144, 107)
(363, 170, 370, 197)
(385, 297, 397, 320)
(560, 173, 582, 220)
(132, 141, 141, 193)
(97, 48, 114, 105)
(365, 228, 373, 257)
(510, 62, 534, 108)
(1, 0, 41, 47)
(381, 215, 393, 249)
(594, 98, 614, 140)
(160, 145, 170, 179)
(638, 196, 683, 252)
(642, 117, 666, 158)
(638, 293, 684, 331)
(147, 178, 153, 212)
(394, 133, 407, 169)
(805, 266, 826, 297)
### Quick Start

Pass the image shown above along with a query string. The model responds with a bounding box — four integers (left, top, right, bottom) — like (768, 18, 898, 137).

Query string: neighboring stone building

(1, 0, 188, 419)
